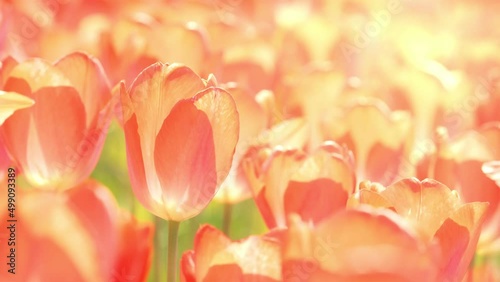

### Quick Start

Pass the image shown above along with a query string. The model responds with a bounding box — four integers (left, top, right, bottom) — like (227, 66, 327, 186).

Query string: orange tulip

(0, 52, 113, 190)
(417, 123, 500, 254)
(282, 209, 441, 282)
(350, 178, 489, 281)
(180, 225, 282, 282)
(244, 141, 356, 228)
(121, 62, 239, 221)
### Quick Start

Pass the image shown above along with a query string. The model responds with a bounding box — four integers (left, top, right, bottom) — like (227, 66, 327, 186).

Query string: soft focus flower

(350, 178, 489, 281)
(244, 141, 356, 228)
(282, 208, 441, 282)
(0, 52, 113, 190)
(322, 98, 413, 185)
(0, 179, 151, 282)
(121, 62, 239, 221)
(180, 224, 282, 282)
(417, 124, 500, 254)
(112, 212, 154, 282)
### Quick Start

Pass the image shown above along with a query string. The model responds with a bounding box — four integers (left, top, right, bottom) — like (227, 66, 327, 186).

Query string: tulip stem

(222, 203, 232, 236)
(154, 217, 166, 282)
(167, 220, 180, 282)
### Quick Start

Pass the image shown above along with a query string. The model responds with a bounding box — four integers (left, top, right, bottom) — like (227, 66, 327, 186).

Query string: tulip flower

(350, 178, 489, 281)
(0, 179, 153, 282)
(121, 62, 239, 282)
(180, 225, 282, 282)
(244, 141, 356, 228)
(416, 123, 500, 254)
(0, 52, 113, 190)
(121, 62, 239, 222)
(282, 208, 441, 282)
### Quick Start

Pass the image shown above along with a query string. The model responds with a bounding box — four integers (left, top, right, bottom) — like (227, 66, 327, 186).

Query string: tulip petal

(193, 225, 231, 281)
(154, 99, 215, 220)
(4, 59, 72, 93)
(112, 213, 153, 282)
(192, 87, 240, 177)
(284, 179, 348, 224)
(2, 86, 86, 188)
(434, 202, 489, 281)
(181, 251, 196, 282)
(0, 56, 18, 87)
(54, 52, 111, 127)
(380, 178, 461, 239)
(65, 180, 120, 280)
(0, 90, 34, 125)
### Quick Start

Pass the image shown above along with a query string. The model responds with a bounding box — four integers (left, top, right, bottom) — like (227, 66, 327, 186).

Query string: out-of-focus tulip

(244, 141, 356, 228)
(112, 212, 154, 282)
(275, 65, 345, 147)
(121, 63, 239, 222)
(322, 98, 413, 185)
(417, 124, 500, 254)
(282, 208, 441, 282)
(180, 224, 282, 282)
(0, 52, 113, 190)
(474, 70, 499, 126)
(351, 178, 489, 281)
(0, 180, 118, 282)
(0, 179, 153, 282)
(102, 16, 210, 85)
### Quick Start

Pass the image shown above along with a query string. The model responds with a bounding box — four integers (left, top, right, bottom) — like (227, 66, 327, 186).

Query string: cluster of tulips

(0, 0, 499, 281)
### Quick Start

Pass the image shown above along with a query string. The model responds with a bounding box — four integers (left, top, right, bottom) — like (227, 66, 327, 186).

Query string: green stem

(167, 221, 181, 282)
(222, 203, 233, 236)
(154, 217, 165, 282)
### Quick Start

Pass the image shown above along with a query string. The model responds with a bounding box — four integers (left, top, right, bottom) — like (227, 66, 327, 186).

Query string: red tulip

(244, 141, 356, 228)
(181, 225, 282, 282)
(0, 52, 113, 190)
(121, 63, 239, 221)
